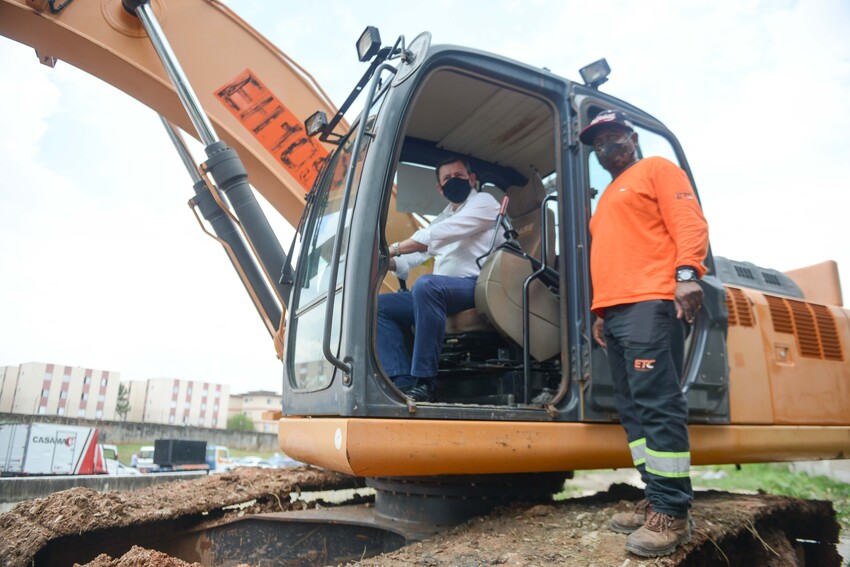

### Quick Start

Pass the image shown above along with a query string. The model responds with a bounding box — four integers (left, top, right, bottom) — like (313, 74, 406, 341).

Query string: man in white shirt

(380, 156, 505, 402)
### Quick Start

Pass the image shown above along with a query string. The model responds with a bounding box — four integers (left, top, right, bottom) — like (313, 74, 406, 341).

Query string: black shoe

(531, 388, 557, 404)
(400, 383, 435, 403)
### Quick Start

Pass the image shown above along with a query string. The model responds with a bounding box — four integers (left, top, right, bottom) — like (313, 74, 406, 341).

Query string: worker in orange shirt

(580, 110, 709, 558)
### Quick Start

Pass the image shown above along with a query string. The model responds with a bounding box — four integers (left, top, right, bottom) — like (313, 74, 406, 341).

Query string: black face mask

(595, 139, 630, 164)
(441, 177, 473, 204)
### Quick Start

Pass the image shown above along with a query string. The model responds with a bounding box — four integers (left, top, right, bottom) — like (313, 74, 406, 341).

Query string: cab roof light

(304, 111, 328, 138)
(357, 26, 382, 62)
(579, 58, 611, 89)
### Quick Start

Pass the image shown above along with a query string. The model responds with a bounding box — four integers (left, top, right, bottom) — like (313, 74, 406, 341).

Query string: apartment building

(127, 377, 229, 429)
(0, 362, 121, 420)
(229, 390, 281, 433)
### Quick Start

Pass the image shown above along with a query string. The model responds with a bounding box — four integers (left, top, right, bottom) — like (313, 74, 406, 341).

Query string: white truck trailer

(0, 423, 106, 476)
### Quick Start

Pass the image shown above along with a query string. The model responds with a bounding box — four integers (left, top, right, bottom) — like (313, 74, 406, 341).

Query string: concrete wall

(790, 460, 850, 484)
(0, 413, 278, 451)
(0, 472, 207, 508)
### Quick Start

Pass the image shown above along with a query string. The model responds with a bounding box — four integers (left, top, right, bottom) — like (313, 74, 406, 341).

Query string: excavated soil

(346, 485, 840, 566)
(0, 467, 358, 567)
(0, 470, 841, 567)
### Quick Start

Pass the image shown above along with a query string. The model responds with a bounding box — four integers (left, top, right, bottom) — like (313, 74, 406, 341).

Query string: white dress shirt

(393, 190, 505, 280)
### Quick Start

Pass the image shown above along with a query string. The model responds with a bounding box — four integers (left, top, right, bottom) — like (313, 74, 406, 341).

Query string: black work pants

(603, 300, 692, 517)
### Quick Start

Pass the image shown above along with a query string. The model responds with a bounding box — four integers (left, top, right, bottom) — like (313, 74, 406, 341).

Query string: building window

(100, 378, 107, 387)
(170, 400, 177, 409)
(96, 410, 103, 419)
(57, 407, 65, 416)
(203, 386, 208, 394)
(214, 391, 220, 398)
(173, 386, 179, 394)
(187, 387, 192, 396)
(98, 394, 106, 402)
(77, 409, 86, 417)
(81, 393, 88, 401)
(201, 403, 206, 411)
(41, 389, 49, 398)
(44, 372, 53, 381)
(63, 374, 71, 383)
(213, 404, 219, 412)
(37, 406, 47, 415)
(169, 415, 175, 424)
(84, 376, 91, 385)
(184, 402, 191, 409)
(60, 391, 68, 400)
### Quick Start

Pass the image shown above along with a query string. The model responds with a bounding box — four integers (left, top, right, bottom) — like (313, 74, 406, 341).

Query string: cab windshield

(287, 124, 371, 391)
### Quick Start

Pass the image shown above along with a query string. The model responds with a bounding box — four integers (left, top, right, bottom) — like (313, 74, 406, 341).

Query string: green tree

(227, 414, 255, 431)
(115, 383, 131, 421)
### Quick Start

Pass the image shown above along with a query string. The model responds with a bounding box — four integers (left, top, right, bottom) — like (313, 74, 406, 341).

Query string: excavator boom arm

(0, 0, 340, 226)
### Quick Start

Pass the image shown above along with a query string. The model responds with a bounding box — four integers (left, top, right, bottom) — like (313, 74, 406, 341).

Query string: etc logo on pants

(634, 359, 656, 371)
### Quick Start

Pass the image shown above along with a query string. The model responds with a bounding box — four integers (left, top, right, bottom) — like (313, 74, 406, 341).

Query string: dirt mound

(353, 485, 840, 567)
(0, 467, 356, 567)
(81, 546, 204, 567)
(3, 472, 841, 567)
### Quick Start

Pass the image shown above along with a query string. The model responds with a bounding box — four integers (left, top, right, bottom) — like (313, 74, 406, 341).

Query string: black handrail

(521, 194, 557, 403)
(321, 62, 399, 376)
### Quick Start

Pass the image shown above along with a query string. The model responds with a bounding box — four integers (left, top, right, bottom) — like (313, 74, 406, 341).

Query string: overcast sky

(1, 0, 848, 394)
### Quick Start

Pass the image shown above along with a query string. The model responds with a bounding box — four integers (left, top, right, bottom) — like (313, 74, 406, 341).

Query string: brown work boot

(609, 498, 651, 534)
(625, 509, 692, 557)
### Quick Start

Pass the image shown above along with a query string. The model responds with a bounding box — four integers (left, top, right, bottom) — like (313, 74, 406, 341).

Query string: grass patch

(693, 463, 850, 529)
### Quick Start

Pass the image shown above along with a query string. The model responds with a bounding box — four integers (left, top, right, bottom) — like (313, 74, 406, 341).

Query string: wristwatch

(676, 266, 699, 282)
(392, 242, 402, 257)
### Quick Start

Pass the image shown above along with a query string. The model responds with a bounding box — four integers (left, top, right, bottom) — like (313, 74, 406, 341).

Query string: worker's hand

(675, 281, 704, 324)
(592, 317, 606, 348)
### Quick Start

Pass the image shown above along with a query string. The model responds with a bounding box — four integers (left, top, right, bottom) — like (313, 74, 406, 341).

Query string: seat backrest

(504, 172, 556, 266)
(474, 248, 561, 362)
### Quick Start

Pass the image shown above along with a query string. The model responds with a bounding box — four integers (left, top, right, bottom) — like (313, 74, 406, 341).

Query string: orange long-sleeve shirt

(589, 156, 709, 314)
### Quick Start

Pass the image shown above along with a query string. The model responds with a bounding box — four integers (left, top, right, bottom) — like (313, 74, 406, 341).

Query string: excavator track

(0, 470, 841, 567)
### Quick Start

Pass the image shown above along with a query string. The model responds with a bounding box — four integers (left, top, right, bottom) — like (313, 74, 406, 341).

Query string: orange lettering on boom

(216, 69, 328, 191)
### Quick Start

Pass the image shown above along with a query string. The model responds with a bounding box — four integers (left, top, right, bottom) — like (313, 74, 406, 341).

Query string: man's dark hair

(434, 155, 473, 182)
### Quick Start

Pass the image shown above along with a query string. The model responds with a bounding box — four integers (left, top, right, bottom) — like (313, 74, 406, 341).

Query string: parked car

(267, 453, 304, 468)
(234, 456, 273, 469)
(105, 458, 141, 476)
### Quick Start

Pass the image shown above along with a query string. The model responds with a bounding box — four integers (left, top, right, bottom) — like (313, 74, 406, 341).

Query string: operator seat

(474, 247, 561, 362)
(444, 172, 557, 348)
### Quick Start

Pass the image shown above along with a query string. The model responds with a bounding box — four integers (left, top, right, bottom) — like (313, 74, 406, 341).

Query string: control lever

(476, 196, 516, 268)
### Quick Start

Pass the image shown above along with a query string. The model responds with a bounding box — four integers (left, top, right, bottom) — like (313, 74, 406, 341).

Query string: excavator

(2, 0, 849, 565)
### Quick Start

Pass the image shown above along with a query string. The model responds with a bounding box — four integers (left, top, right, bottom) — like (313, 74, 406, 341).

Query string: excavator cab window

(288, 127, 371, 393)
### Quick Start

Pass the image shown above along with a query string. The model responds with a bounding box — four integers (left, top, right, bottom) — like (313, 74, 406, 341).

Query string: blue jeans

(377, 274, 477, 388)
